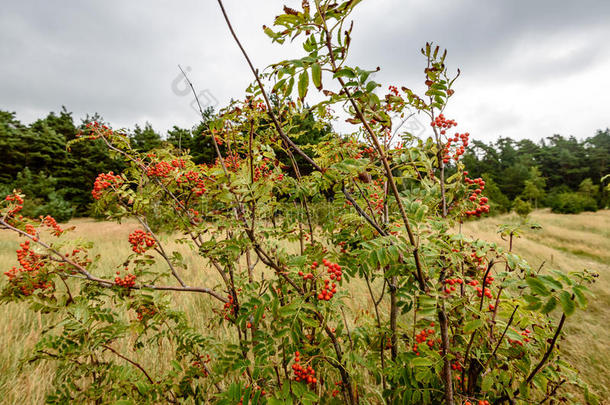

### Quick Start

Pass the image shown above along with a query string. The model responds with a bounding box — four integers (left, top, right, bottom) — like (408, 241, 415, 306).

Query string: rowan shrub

(0, 2, 599, 404)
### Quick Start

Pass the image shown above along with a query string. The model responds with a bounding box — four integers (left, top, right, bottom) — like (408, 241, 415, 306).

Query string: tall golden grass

(0, 209, 608, 403)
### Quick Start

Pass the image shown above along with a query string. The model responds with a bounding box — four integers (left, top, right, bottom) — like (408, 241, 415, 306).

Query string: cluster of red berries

(25, 224, 37, 237)
(412, 322, 437, 354)
(508, 328, 532, 346)
(451, 361, 463, 371)
(4, 240, 51, 295)
(292, 351, 317, 386)
(187, 208, 203, 224)
(192, 354, 211, 377)
(171, 159, 186, 169)
(177, 171, 207, 196)
(14, 241, 43, 273)
(135, 305, 157, 321)
(245, 97, 267, 111)
(41, 215, 63, 236)
(443, 277, 463, 294)
(77, 121, 113, 140)
(221, 153, 241, 172)
(354, 145, 375, 159)
(318, 278, 338, 301)
(442, 132, 470, 164)
(367, 189, 385, 214)
(469, 249, 485, 265)
(298, 269, 314, 280)
(322, 259, 342, 281)
(331, 381, 343, 397)
(253, 158, 284, 182)
(463, 174, 490, 217)
(464, 401, 490, 405)
(388, 85, 400, 96)
(5, 193, 24, 215)
(430, 114, 457, 130)
(222, 294, 237, 320)
(92, 172, 123, 200)
(146, 161, 174, 178)
(128, 230, 156, 254)
(208, 129, 224, 146)
(475, 286, 493, 299)
(115, 271, 136, 287)
(63, 248, 90, 270)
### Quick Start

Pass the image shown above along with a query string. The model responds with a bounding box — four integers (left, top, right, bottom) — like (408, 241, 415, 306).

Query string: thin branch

(0, 218, 229, 303)
(101, 344, 155, 385)
(135, 215, 186, 287)
(495, 312, 568, 404)
(482, 305, 519, 371)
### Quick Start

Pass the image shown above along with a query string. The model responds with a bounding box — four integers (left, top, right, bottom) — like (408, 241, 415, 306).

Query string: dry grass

(0, 210, 608, 403)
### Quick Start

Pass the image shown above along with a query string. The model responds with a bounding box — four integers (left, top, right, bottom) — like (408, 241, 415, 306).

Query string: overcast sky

(1, 0, 609, 142)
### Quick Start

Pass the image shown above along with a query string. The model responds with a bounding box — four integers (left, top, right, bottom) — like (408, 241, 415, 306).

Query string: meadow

(0, 209, 608, 404)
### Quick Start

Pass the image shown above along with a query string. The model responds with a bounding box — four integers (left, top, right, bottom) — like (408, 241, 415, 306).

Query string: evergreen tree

(132, 122, 162, 152)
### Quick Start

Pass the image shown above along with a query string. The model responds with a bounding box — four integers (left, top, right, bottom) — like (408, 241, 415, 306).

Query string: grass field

(0, 209, 608, 403)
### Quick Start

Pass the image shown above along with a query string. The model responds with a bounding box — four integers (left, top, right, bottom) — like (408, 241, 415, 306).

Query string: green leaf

(411, 357, 432, 367)
(311, 63, 322, 90)
(559, 291, 575, 316)
(285, 76, 295, 97)
(541, 296, 557, 314)
(365, 81, 379, 93)
(298, 71, 309, 101)
(333, 67, 356, 79)
(481, 374, 493, 392)
(523, 299, 542, 311)
(573, 286, 588, 309)
(526, 277, 550, 296)
(171, 359, 182, 372)
(537, 275, 563, 291)
(464, 319, 484, 334)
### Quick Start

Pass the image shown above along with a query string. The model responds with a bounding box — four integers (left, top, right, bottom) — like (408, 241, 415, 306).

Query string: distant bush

(1, 168, 74, 222)
(513, 197, 533, 217)
(550, 192, 598, 214)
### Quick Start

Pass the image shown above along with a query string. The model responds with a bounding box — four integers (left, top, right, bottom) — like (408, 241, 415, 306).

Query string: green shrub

(513, 197, 533, 217)
(1, 169, 74, 222)
(550, 192, 598, 214)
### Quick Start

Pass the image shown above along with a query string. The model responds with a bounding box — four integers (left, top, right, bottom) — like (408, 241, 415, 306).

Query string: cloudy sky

(1, 0, 609, 142)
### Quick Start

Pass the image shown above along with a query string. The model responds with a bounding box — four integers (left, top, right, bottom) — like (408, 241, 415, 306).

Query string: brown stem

(215, 0, 322, 173)
(438, 304, 455, 405)
(101, 344, 155, 385)
(539, 379, 565, 404)
(135, 216, 186, 287)
(364, 273, 386, 390)
(342, 184, 388, 236)
(389, 276, 398, 360)
(438, 265, 454, 405)
(340, 307, 354, 349)
(317, 8, 425, 290)
(481, 305, 519, 371)
(495, 312, 567, 404)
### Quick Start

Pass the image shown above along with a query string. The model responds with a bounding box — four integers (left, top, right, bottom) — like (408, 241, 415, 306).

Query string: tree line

(462, 132, 609, 214)
(0, 107, 608, 221)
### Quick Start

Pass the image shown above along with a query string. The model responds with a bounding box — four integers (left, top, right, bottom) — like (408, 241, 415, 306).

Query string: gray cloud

(0, 0, 608, 142)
